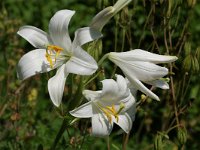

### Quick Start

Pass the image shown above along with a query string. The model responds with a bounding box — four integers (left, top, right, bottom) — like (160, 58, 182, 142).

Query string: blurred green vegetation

(0, 0, 200, 149)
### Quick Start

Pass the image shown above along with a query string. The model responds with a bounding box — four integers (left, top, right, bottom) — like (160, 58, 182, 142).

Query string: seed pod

(187, 0, 196, 8)
(192, 55, 199, 73)
(154, 134, 163, 150)
(177, 127, 187, 145)
(182, 55, 192, 72)
(87, 40, 102, 61)
(184, 42, 191, 56)
(195, 47, 200, 61)
(120, 7, 130, 27)
(167, 0, 173, 18)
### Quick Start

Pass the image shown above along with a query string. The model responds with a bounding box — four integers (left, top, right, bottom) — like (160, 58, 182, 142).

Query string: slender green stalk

(50, 118, 67, 150)
(123, 133, 130, 150)
(98, 53, 109, 66)
(164, 17, 179, 126)
(84, 70, 102, 86)
(107, 136, 110, 150)
(68, 77, 84, 110)
(121, 28, 126, 52)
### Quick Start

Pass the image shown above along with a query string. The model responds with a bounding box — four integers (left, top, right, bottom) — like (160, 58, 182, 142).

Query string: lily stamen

(45, 45, 64, 68)
(98, 103, 125, 123)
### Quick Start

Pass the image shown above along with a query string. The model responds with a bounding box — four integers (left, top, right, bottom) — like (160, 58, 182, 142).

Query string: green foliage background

(0, 0, 200, 149)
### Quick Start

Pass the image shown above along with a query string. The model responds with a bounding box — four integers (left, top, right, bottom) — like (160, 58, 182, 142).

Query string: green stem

(121, 28, 126, 52)
(98, 53, 109, 66)
(68, 77, 84, 110)
(50, 118, 67, 150)
(166, 124, 182, 134)
(84, 70, 102, 87)
(107, 136, 110, 150)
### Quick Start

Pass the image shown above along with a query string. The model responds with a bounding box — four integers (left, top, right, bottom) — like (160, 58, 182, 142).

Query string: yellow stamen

(45, 45, 64, 68)
(98, 103, 125, 123)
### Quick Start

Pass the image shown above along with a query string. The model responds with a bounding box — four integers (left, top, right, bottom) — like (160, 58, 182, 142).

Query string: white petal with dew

(17, 49, 52, 80)
(48, 65, 68, 107)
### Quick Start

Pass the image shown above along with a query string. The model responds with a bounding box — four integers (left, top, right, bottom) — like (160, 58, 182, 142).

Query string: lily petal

(101, 79, 119, 100)
(48, 65, 68, 107)
(116, 74, 129, 96)
(113, 0, 132, 14)
(17, 49, 52, 80)
(66, 46, 98, 75)
(90, 0, 132, 31)
(92, 113, 113, 137)
(114, 113, 132, 133)
(72, 27, 102, 49)
(119, 94, 136, 112)
(90, 6, 115, 31)
(49, 10, 75, 51)
(82, 90, 102, 101)
(110, 50, 178, 64)
(126, 78, 138, 97)
(127, 105, 137, 121)
(70, 101, 93, 118)
(145, 79, 169, 89)
(17, 26, 50, 49)
(125, 73, 160, 101)
(110, 55, 168, 81)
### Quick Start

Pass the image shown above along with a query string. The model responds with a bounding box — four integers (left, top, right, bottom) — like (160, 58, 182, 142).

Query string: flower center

(45, 45, 64, 68)
(98, 103, 125, 123)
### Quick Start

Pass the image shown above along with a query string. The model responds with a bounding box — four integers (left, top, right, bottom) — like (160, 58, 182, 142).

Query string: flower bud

(177, 127, 187, 145)
(154, 134, 163, 150)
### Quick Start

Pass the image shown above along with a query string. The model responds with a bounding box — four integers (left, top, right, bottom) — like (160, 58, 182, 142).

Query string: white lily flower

(108, 49, 178, 101)
(70, 74, 136, 137)
(17, 10, 103, 107)
(90, 0, 132, 31)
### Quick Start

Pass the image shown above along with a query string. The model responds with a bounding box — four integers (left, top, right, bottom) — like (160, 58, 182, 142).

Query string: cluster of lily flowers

(17, 0, 177, 137)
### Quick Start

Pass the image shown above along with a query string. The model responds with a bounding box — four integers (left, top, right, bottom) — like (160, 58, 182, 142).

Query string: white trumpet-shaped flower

(108, 49, 178, 101)
(17, 10, 103, 107)
(90, 0, 132, 31)
(70, 75, 136, 137)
